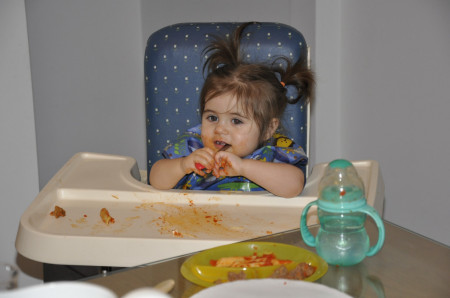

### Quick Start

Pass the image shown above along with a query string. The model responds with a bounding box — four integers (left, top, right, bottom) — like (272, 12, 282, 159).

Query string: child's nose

(214, 121, 228, 134)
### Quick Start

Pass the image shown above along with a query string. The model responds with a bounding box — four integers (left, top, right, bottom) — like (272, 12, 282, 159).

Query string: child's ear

(264, 118, 279, 141)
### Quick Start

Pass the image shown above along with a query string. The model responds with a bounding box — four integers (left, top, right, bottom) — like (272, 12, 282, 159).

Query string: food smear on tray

(49, 205, 66, 218)
(137, 201, 258, 239)
(210, 252, 292, 268)
(100, 208, 115, 225)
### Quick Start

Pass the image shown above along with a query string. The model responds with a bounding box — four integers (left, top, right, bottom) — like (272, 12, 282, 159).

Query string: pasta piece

(100, 208, 115, 225)
(211, 253, 292, 268)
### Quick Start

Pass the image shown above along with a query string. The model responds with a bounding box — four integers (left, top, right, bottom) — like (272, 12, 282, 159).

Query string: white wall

(26, 0, 146, 189)
(337, 0, 450, 245)
(139, 0, 316, 52)
(0, 0, 42, 287)
(312, 0, 342, 165)
(308, 1, 450, 247)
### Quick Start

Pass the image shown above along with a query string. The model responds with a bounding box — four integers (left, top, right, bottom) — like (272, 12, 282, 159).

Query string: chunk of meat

(50, 205, 66, 218)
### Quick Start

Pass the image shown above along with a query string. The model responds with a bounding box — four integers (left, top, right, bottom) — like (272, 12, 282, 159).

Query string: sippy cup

(300, 159, 385, 266)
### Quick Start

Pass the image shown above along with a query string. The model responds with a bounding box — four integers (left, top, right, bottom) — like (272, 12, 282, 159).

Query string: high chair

(15, 22, 385, 281)
(144, 22, 310, 182)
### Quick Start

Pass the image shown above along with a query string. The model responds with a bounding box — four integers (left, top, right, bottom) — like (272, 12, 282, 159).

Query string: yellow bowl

(180, 242, 328, 287)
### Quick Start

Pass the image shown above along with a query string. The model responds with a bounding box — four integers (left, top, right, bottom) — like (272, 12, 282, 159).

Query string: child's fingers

(214, 151, 226, 163)
(193, 168, 206, 176)
(212, 166, 225, 178)
(195, 157, 214, 172)
(212, 154, 232, 177)
(191, 149, 215, 170)
(214, 152, 232, 168)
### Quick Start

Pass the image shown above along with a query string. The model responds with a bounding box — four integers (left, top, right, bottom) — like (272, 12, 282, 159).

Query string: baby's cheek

(201, 135, 213, 149)
(233, 145, 254, 158)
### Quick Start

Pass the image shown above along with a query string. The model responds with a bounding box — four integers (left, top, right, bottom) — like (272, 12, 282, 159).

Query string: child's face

(201, 93, 261, 157)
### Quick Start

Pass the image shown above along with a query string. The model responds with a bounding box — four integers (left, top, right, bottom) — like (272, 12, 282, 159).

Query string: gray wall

(315, 0, 450, 246)
(26, 0, 146, 188)
(1, 0, 40, 287)
(338, 0, 450, 249)
(2, 0, 449, 287)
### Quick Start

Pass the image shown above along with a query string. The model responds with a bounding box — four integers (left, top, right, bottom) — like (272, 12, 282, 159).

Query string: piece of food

(227, 271, 247, 282)
(214, 262, 317, 284)
(213, 271, 248, 285)
(100, 208, 115, 225)
(49, 205, 66, 218)
(210, 253, 292, 268)
(271, 262, 316, 280)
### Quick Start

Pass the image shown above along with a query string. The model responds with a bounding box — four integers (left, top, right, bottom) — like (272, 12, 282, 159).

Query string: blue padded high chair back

(145, 22, 310, 183)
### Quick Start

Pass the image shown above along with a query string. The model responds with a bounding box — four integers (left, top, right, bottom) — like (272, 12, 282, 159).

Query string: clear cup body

(316, 211, 369, 266)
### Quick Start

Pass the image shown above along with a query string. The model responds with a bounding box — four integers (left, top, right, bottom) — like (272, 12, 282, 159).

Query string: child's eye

(206, 115, 218, 122)
(231, 118, 243, 125)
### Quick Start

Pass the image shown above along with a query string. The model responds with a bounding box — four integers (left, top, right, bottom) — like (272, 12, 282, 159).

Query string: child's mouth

(214, 141, 230, 150)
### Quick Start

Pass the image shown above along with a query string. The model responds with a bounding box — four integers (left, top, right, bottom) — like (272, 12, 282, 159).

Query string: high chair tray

(15, 152, 384, 267)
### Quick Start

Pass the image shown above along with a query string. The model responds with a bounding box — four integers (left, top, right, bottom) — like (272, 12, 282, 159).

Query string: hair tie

(274, 72, 283, 85)
(216, 63, 226, 69)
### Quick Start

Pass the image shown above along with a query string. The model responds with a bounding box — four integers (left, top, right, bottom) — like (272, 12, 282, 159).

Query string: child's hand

(181, 147, 216, 176)
(212, 151, 243, 178)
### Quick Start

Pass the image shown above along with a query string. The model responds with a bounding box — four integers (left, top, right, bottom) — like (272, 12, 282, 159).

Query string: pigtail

(202, 22, 257, 74)
(200, 22, 315, 140)
(273, 55, 315, 104)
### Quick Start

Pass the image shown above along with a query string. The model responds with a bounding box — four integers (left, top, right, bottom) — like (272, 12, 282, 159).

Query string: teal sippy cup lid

(328, 159, 353, 169)
(318, 159, 367, 211)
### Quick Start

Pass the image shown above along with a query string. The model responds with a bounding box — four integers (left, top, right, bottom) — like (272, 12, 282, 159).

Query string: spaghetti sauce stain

(134, 201, 251, 239)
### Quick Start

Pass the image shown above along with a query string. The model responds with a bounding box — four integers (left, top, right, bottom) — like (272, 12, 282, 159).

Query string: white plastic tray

(15, 152, 384, 267)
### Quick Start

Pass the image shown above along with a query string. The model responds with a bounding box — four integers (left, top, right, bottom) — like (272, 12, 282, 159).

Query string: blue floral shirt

(163, 125, 308, 191)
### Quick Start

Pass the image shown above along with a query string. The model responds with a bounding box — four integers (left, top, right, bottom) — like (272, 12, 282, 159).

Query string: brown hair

(200, 22, 315, 144)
